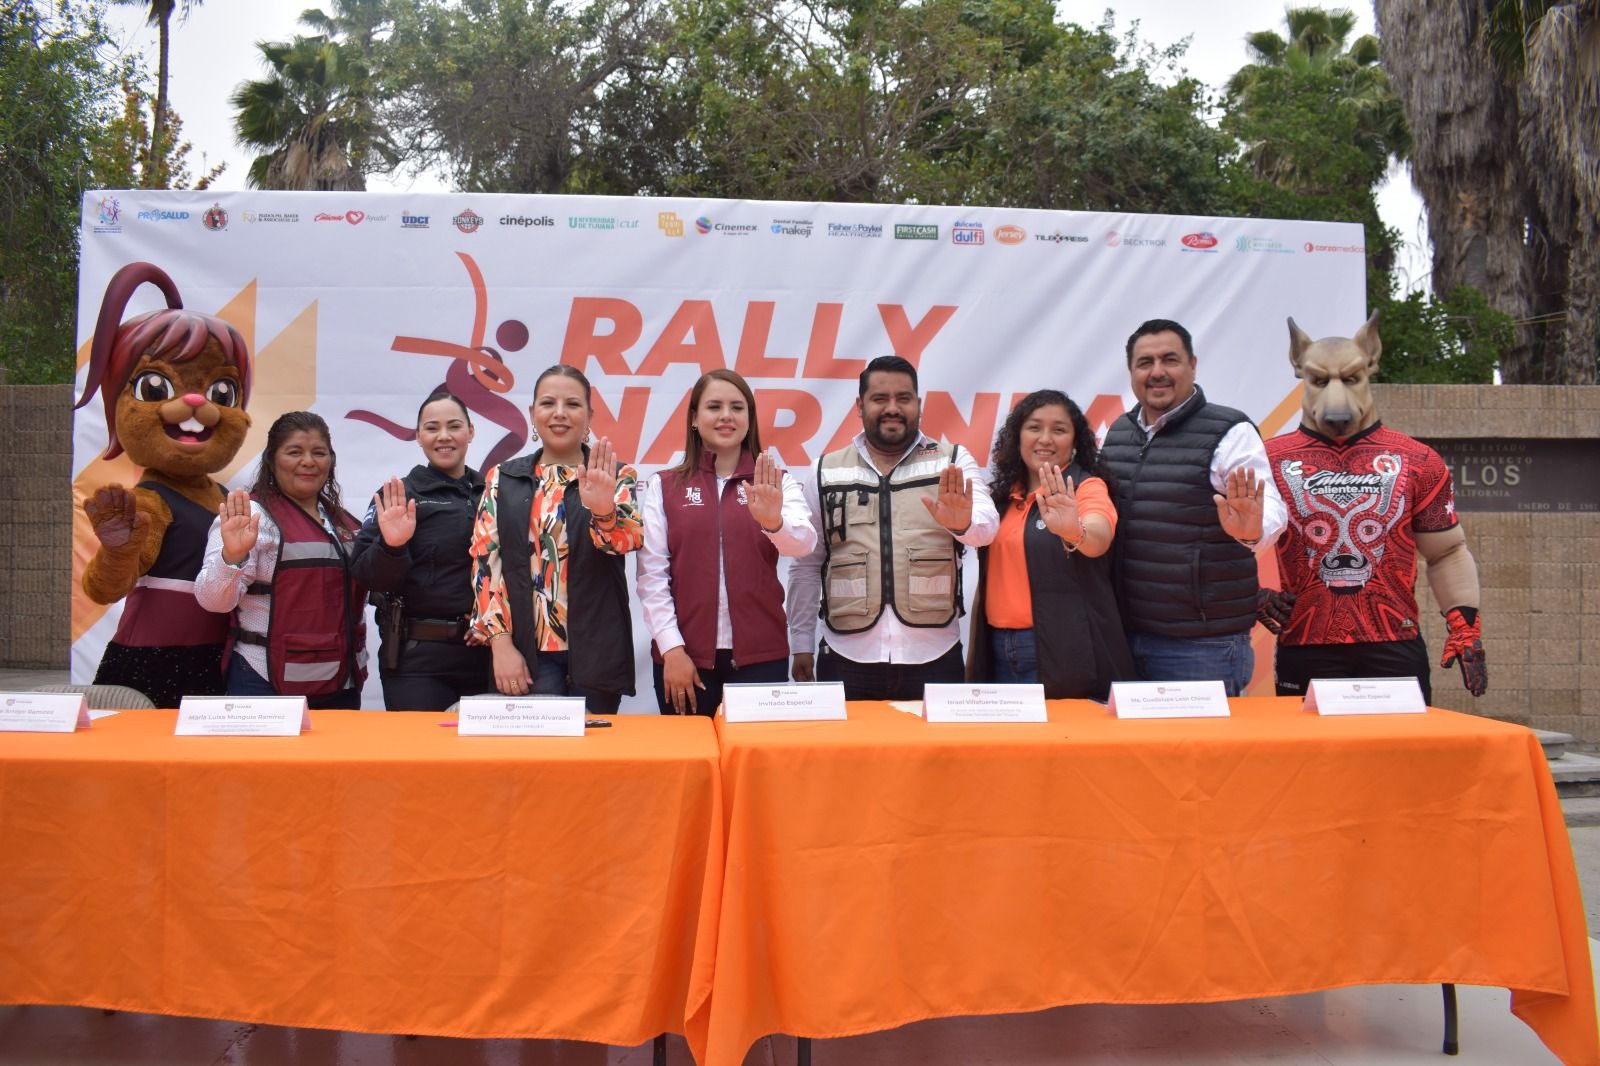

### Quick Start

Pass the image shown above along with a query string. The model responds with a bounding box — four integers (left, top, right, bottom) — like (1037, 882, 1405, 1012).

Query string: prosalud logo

(894, 223, 938, 240)
(951, 221, 985, 246)
(453, 209, 485, 234)
(137, 208, 190, 222)
(201, 203, 228, 231)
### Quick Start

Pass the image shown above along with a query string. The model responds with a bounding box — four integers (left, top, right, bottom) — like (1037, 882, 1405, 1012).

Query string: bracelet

(1062, 518, 1087, 554)
(592, 510, 617, 524)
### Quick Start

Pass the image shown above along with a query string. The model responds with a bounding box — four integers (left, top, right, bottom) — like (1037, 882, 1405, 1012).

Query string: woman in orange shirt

(969, 389, 1134, 699)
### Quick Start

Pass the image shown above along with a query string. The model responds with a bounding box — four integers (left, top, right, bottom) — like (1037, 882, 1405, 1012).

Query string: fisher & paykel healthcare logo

(951, 221, 985, 246)
(827, 222, 883, 238)
(658, 211, 685, 237)
(1235, 235, 1295, 253)
(770, 218, 814, 237)
(453, 209, 485, 234)
(894, 223, 938, 240)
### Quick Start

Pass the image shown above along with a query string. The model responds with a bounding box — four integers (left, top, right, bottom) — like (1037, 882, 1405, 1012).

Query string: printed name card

(923, 683, 1047, 723)
(457, 696, 586, 736)
(176, 697, 309, 736)
(1107, 681, 1231, 719)
(722, 683, 848, 722)
(0, 692, 91, 732)
(1304, 677, 1427, 715)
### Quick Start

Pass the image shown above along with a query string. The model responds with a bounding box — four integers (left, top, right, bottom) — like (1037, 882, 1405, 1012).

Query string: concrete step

(1534, 728, 1576, 760)
(1563, 797, 1600, 829)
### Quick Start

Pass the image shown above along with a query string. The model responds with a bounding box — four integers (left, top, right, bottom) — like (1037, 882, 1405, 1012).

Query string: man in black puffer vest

(1100, 319, 1287, 696)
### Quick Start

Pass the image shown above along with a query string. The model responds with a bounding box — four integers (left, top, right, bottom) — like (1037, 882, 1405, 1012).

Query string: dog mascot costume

(1257, 314, 1487, 703)
(75, 263, 254, 707)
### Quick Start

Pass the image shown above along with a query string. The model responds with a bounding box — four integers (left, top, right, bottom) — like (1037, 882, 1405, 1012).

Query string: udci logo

(453, 209, 485, 234)
(658, 211, 685, 237)
(500, 214, 555, 228)
(401, 212, 430, 229)
(995, 224, 1026, 245)
(894, 223, 938, 240)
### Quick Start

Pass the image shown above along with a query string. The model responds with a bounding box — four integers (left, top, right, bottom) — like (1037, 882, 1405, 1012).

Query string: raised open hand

(218, 488, 260, 565)
(1214, 467, 1265, 543)
(85, 484, 149, 550)
(745, 450, 785, 532)
(576, 437, 619, 517)
(374, 476, 417, 548)
(919, 463, 974, 534)
(1035, 465, 1083, 545)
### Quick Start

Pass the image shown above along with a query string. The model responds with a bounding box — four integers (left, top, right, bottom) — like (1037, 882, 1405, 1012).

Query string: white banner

(73, 191, 1366, 707)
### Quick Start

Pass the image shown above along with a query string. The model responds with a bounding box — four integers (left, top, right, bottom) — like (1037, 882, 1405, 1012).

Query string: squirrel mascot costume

(75, 263, 254, 706)
(1257, 313, 1486, 704)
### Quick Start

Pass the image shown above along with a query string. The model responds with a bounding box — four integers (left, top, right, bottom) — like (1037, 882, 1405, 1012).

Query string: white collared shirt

(787, 431, 998, 664)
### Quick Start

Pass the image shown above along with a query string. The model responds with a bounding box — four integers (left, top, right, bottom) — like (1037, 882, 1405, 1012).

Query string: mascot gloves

(1441, 606, 1488, 697)
(1255, 588, 1296, 635)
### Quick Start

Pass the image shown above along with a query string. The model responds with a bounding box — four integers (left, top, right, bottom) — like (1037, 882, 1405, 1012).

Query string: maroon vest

(658, 450, 789, 669)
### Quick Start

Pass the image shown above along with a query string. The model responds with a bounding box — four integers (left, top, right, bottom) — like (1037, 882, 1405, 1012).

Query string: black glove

(1255, 588, 1296, 635)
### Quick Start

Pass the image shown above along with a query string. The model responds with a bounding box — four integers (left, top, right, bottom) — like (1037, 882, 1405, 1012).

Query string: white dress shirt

(637, 466, 816, 654)
(1134, 391, 1287, 553)
(787, 431, 998, 665)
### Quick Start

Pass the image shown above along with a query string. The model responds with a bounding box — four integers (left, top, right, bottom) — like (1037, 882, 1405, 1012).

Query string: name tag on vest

(924, 683, 1047, 723)
(0, 692, 91, 732)
(457, 696, 586, 736)
(1304, 677, 1426, 715)
(1108, 681, 1230, 719)
(177, 697, 310, 735)
(723, 683, 848, 722)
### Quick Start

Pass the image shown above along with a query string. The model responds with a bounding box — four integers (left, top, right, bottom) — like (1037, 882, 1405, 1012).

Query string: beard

(864, 412, 918, 451)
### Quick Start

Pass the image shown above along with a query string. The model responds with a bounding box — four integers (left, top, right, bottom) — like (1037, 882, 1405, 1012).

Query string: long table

(686, 699, 1599, 1066)
(0, 710, 722, 1047)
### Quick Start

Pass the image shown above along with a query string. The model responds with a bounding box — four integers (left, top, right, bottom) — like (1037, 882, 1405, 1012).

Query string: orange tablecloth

(688, 698, 1598, 1066)
(0, 710, 722, 1046)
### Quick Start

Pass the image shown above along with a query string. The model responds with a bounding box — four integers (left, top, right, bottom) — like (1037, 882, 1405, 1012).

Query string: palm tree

(112, 0, 201, 184)
(231, 4, 395, 190)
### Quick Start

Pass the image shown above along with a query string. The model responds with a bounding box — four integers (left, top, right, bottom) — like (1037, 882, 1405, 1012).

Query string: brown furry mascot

(1257, 313, 1486, 704)
(75, 263, 254, 706)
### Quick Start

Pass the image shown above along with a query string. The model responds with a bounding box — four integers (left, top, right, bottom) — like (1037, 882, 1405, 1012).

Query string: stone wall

(0, 384, 74, 668)
(1372, 385, 1600, 742)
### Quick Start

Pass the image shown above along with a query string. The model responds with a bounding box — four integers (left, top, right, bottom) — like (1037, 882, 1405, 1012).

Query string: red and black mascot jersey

(1267, 422, 1457, 646)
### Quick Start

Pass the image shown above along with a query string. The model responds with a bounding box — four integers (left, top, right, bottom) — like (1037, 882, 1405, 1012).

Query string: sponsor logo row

(90, 197, 1364, 254)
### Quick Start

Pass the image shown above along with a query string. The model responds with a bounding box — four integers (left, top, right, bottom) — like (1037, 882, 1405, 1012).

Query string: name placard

(924, 683, 1047, 723)
(176, 697, 309, 736)
(722, 682, 848, 722)
(457, 696, 586, 736)
(1108, 681, 1231, 719)
(0, 692, 91, 733)
(1304, 677, 1427, 715)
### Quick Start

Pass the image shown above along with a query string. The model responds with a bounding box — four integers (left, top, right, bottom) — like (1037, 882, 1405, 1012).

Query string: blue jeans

(988, 628, 1039, 684)
(532, 650, 622, 714)
(1125, 630, 1253, 697)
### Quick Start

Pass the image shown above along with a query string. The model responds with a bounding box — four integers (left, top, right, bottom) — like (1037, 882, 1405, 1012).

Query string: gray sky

(100, 0, 1430, 290)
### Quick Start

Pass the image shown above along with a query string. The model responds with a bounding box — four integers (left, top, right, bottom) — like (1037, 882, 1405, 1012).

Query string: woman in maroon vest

(195, 411, 368, 708)
(637, 370, 817, 714)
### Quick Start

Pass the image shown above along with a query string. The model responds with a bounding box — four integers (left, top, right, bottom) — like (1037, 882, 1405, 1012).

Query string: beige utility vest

(817, 440, 964, 633)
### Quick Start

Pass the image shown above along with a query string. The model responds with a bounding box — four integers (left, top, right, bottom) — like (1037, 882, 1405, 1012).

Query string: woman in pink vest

(195, 411, 368, 708)
(637, 369, 816, 714)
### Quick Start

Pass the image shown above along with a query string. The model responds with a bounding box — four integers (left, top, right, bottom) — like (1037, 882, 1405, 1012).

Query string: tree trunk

(151, 13, 170, 186)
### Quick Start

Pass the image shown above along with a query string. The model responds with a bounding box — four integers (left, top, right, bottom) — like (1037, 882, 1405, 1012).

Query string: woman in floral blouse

(468, 365, 642, 712)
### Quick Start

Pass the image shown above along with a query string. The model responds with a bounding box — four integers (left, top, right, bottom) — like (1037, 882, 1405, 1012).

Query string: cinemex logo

(401, 212, 430, 229)
(894, 223, 938, 240)
(453, 209, 485, 234)
(826, 222, 883, 238)
(1180, 232, 1219, 252)
(995, 225, 1026, 245)
(137, 208, 190, 222)
(499, 214, 555, 228)
(569, 216, 616, 230)
(951, 221, 985, 246)
(201, 203, 228, 231)
(1304, 241, 1366, 254)
(1034, 231, 1088, 245)
(770, 218, 814, 237)
(1235, 235, 1294, 253)
(695, 216, 758, 236)
(658, 211, 685, 237)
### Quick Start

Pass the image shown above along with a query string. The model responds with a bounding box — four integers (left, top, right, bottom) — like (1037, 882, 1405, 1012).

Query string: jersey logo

(1279, 454, 1407, 593)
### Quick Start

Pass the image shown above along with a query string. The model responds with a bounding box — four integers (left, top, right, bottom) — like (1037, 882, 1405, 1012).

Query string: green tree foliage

(93, 78, 225, 189)
(0, 0, 123, 385)
(1374, 287, 1511, 384)
(232, 0, 396, 190)
(109, 0, 201, 187)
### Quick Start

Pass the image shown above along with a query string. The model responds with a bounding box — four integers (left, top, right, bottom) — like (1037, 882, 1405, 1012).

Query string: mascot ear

(1286, 317, 1314, 379)
(1352, 310, 1382, 372)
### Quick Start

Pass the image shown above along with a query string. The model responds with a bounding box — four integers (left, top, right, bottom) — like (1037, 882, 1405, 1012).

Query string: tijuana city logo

(137, 209, 190, 221)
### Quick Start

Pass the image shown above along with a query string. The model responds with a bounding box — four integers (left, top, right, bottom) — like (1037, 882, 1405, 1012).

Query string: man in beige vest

(789, 356, 998, 699)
